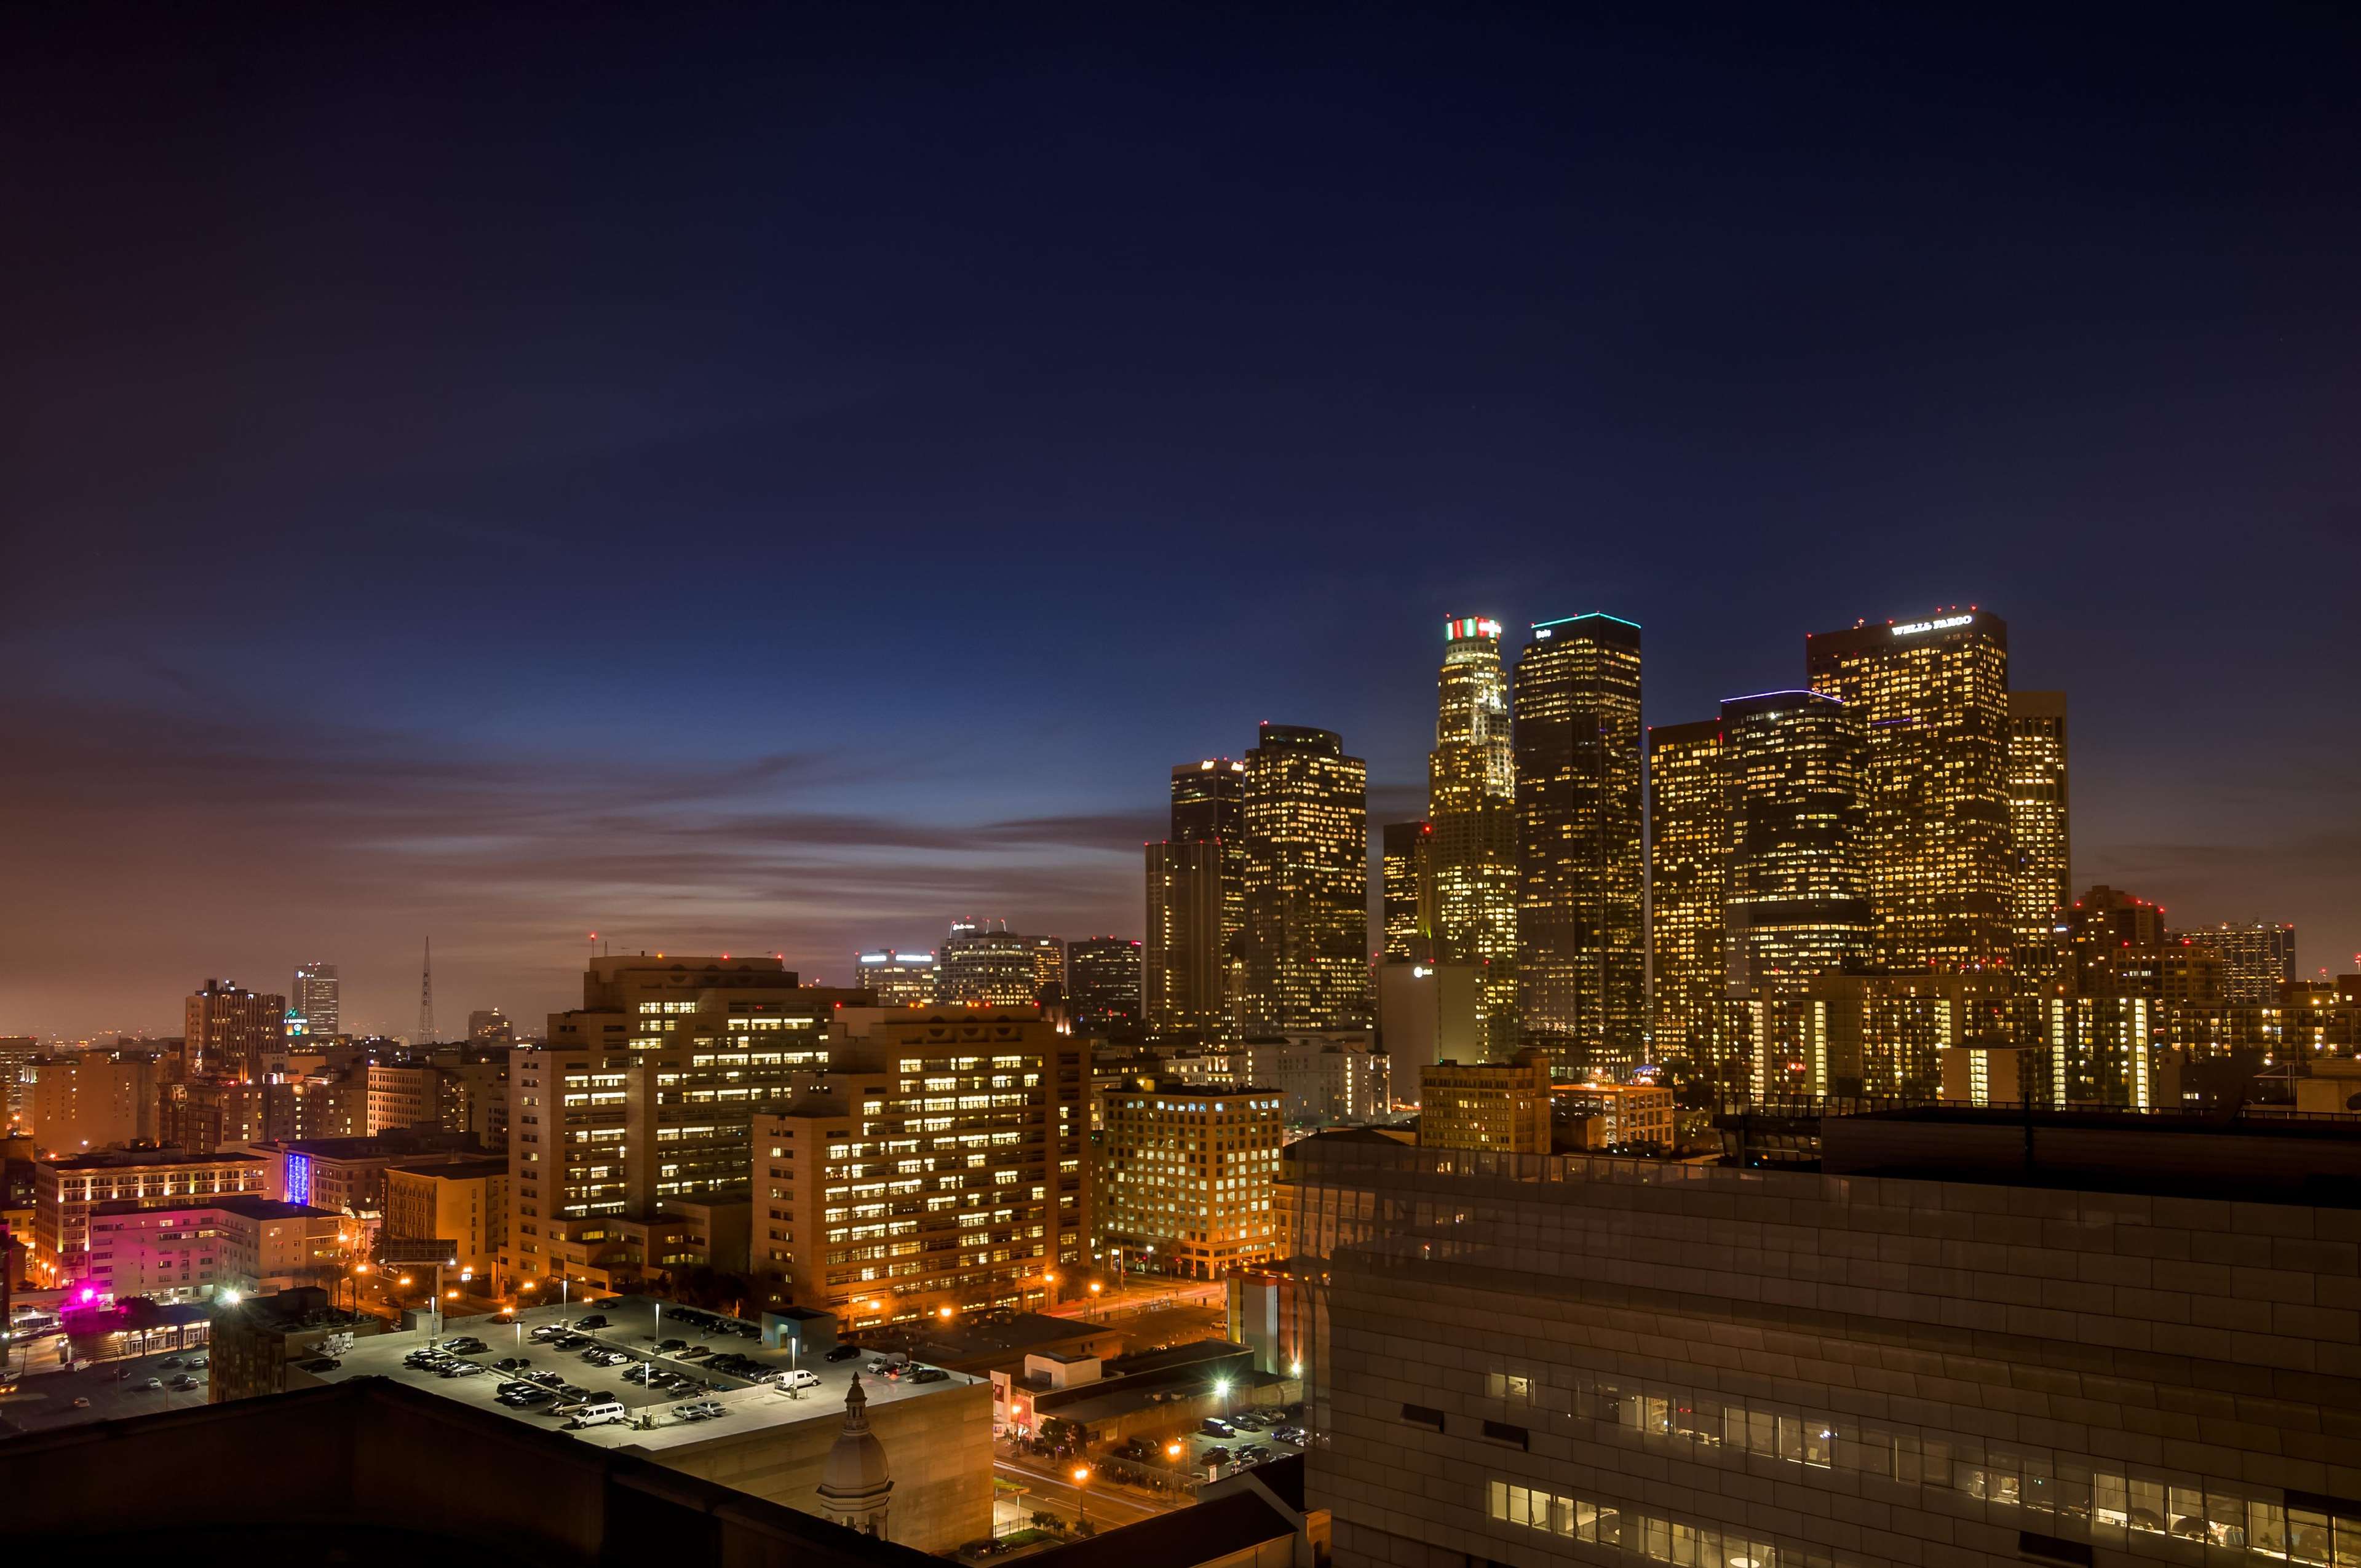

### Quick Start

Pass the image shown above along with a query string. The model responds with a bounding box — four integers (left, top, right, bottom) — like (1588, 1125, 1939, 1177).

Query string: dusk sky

(6, 7, 2356, 1039)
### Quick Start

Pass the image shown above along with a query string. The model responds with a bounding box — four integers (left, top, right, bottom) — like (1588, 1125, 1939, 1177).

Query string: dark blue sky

(6, 5, 2357, 1036)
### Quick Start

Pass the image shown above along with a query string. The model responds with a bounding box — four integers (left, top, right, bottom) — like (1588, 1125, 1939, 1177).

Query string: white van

(570, 1400, 629, 1427)
(778, 1368, 821, 1392)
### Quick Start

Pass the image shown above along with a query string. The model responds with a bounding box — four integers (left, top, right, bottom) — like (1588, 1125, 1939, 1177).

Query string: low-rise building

(381, 1155, 510, 1281)
(31, 1149, 270, 1286)
(1416, 1053, 1550, 1153)
(26, 1050, 162, 1157)
(1098, 1082, 1284, 1280)
(1549, 1081, 1677, 1150)
(87, 1195, 341, 1303)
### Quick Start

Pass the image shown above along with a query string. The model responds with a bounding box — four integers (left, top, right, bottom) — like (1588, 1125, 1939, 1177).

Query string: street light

(1071, 1465, 1091, 1532)
(1213, 1376, 1231, 1419)
(220, 1290, 242, 1307)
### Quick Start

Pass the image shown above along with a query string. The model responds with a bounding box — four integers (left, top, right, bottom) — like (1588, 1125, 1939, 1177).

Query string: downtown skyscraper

(1239, 723, 1370, 1032)
(291, 961, 340, 1037)
(2007, 689, 2071, 976)
(1427, 617, 1518, 1055)
(1514, 614, 1643, 1078)
(1144, 758, 1245, 1037)
(1805, 609, 2012, 972)
(1646, 718, 1727, 1085)
(1379, 820, 1433, 962)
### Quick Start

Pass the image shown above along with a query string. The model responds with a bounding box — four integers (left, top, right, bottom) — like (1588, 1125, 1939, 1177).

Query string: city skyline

(9, 8, 2359, 1038)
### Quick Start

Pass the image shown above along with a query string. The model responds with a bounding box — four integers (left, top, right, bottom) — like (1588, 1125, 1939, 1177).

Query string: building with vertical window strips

(1805, 609, 2012, 973)
(2171, 920, 2299, 1005)
(1240, 724, 1370, 1033)
(1514, 614, 1644, 1079)
(1097, 1080, 1282, 1280)
(1645, 719, 1726, 1086)
(751, 1009, 1088, 1326)
(2007, 690, 2071, 976)
(1428, 617, 1520, 1057)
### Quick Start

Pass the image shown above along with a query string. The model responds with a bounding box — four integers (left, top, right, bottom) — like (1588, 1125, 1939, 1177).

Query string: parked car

(140, 1377, 164, 1391)
(494, 1356, 531, 1371)
(908, 1367, 950, 1384)
(1200, 1417, 1234, 1438)
(568, 1400, 629, 1428)
(294, 1361, 335, 1376)
(675, 1345, 712, 1360)
(574, 1314, 609, 1329)
(187, 1355, 208, 1370)
(1201, 1446, 1231, 1466)
(554, 1335, 590, 1350)
(529, 1369, 566, 1386)
(825, 1344, 863, 1363)
(779, 1368, 822, 1391)
(443, 1337, 489, 1353)
(159, 1356, 185, 1369)
(169, 1374, 201, 1390)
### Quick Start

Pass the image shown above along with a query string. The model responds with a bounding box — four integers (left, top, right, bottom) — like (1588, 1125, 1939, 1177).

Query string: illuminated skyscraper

(1427, 616, 1518, 1055)
(1805, 609, 2010, 972)
(1379, 820, 1433, 962)
(292, 962, 340, 1038)
(1240, 723, 1369, 1032)
(1145, 758, 1247, 1037)
(1721, 691, 1872, 997)
(1513, 614, 1643, 1078)
(1646, 719, 1727, 1085)
(2007, 691, 2071, 976)
(185, 978, 289, 1082)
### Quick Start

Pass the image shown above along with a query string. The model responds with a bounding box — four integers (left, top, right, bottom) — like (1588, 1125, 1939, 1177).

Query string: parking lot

(311, 1296, 977, 1449)
(0, 1347, 212, 1438)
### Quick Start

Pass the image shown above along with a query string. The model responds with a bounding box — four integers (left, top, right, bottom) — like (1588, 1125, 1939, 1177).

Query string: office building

(1065, 936, 1143, 1033)
(160, 1075, 296, 1154)
(2063, 884, 2169, 996)
(1514, 614, 1644, 1078)
(1796, 968, 2015, 1101)
(1146, 758, 1249, 1041)
(1169, 1032, 1390, 1125)
(1416, 1053, 1551, 1153)
(1806, 609, 2012, 970)
(854, 950, 940, 1007)
(467, 1008, 514, 1044)
(27, 1049, 162, 1157)
(940, 921, 1039, 1007)
(1240, 724, 1370, 1033)
(291, 962, 340, 1039)
(2007, 691, 2071, 975)
(1098, 1080, 1284, 1280)
(31, 1147, 270, 1285)
(1378, 959, 1479, 1087)
(1427, 617, 1520, 1055)
(1, 1035, 43, 1128)
(185, 978, 288, 1081)
(382, 1155, 510, 1281)
(2174, 920, 2299, 1004)
(752, 1009, 1089, 1326)
(1550, 1080, 1677, 1150)
(1645, 719, 1726, 1085)
(1721, 690, 1871, 999)
(1379, 820, 1434, 962)
(1283, 1114, 2361, 1568)
(1023, 934, 1066, 1004)
(507, 957, 863, 1294)
(84, 1194, 340, 1304)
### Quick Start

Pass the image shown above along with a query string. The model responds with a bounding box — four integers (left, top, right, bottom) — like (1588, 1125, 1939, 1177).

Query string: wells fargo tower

(1427, 616, 1519, 1055)
(1804, 609, 2012, 972)
(1513, 613, 1643, 1077)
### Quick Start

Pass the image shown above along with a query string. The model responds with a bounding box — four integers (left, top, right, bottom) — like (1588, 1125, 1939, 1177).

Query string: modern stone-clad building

(1284, 1112, 2361, 1568)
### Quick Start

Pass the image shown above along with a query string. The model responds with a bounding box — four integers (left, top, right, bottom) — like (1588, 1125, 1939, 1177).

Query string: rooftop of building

(306, 1295, 978, 1453)
(40, 1147, 264, 1172)
(263, 1133, 479, 1160)
(0, 1374, 934, 1566)
(89, 1195, 336, 1221)
(1026, 1483, 1298, 1568)
(384, 1155, 510, 1181)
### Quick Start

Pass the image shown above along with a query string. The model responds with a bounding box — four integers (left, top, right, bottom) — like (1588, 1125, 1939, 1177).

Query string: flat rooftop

(308, 1294, 977, 1454)
(43, 1149, 264, 1171)
(384, 1156, 509, 1181)
(89, 1195, 335, 1221)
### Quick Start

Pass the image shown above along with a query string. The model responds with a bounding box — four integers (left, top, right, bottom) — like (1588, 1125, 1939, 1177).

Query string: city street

(994, 1453, 1173, 1530)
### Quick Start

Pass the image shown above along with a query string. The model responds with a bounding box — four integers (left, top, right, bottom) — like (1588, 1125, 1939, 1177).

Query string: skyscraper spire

(418, 936, 436, 1044)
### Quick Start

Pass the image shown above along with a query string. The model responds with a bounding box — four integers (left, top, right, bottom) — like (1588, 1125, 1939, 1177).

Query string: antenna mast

(418, 936, 436, 1044)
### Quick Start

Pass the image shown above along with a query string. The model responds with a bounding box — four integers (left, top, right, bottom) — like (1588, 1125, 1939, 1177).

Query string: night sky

(6, 6, 2357, 1039)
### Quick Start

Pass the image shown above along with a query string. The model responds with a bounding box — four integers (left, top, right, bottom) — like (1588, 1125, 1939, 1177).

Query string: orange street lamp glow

(1073, 1467, 1090, 1484)
(938, 1305, 954, 1319)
